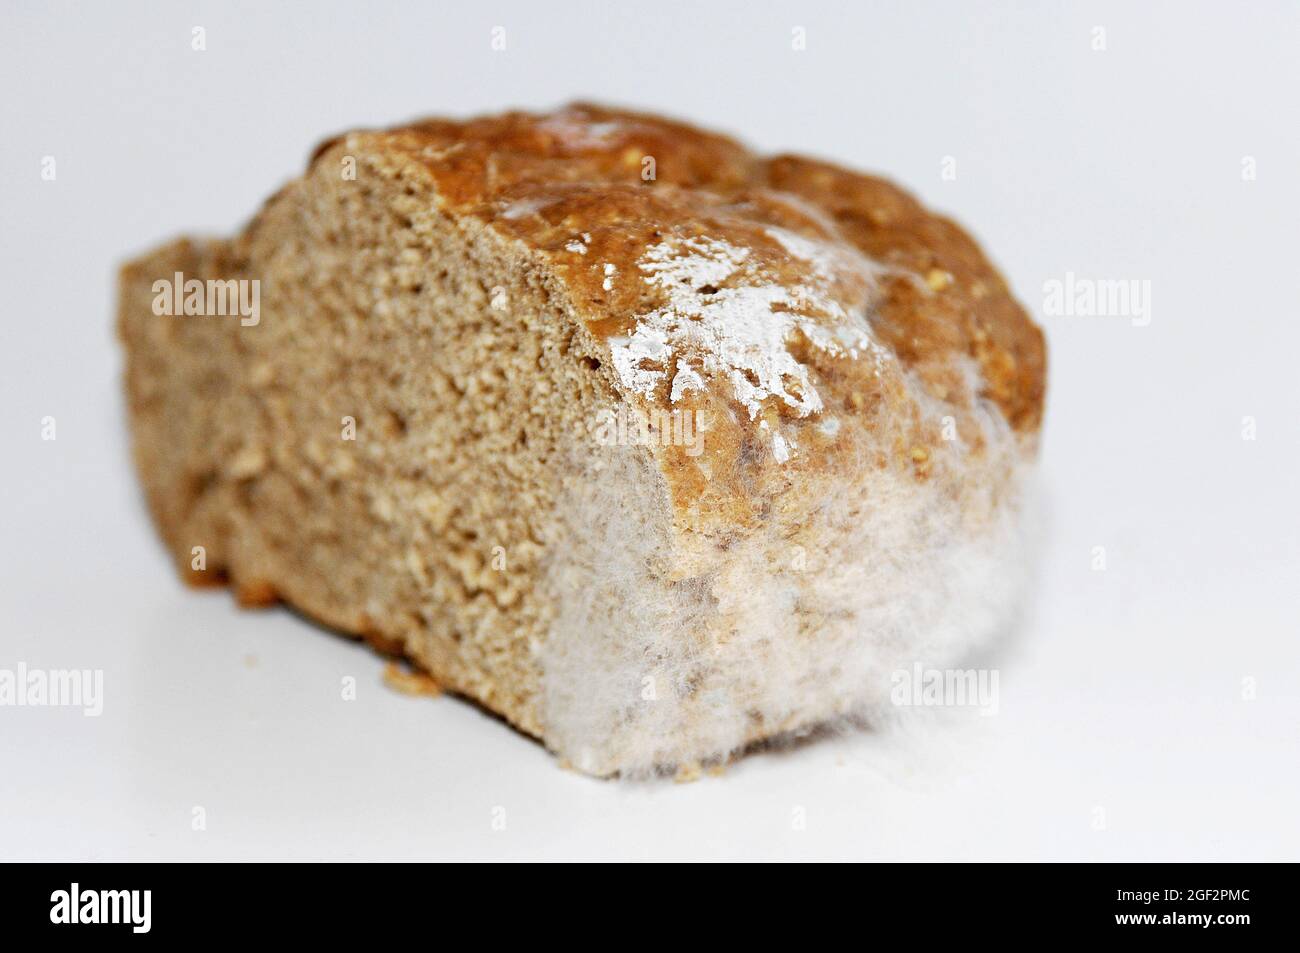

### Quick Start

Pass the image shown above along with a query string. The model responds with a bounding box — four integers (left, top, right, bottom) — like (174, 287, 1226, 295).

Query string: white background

(2, 0, 1297, 861)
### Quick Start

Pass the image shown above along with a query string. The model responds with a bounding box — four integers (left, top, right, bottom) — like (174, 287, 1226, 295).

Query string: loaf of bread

(118, 104, 1045, 777)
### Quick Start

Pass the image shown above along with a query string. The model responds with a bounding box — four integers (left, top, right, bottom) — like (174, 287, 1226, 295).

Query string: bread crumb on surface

(382, 662, 444, 698)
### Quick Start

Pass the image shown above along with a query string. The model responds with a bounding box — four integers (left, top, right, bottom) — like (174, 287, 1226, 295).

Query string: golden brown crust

(315, 102, 1043, 427)
(302, 104, 1044, 545)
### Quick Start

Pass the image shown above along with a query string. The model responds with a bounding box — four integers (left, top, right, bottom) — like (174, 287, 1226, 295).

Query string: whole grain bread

(118, 104, 1045, 776)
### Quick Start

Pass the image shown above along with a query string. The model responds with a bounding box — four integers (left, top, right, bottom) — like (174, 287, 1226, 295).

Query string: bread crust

(303, 104, 1044, 544)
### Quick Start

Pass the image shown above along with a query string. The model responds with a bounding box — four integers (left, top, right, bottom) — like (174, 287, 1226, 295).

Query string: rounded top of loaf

(307, 104, 1045, 535)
